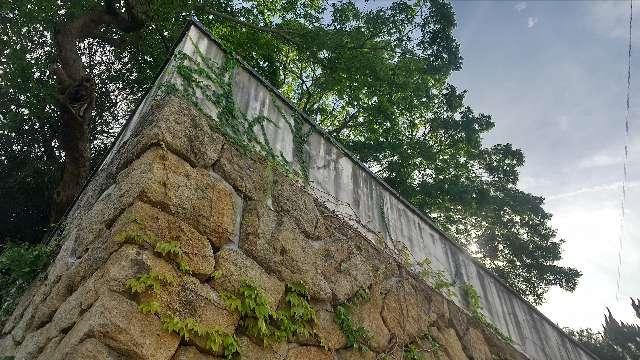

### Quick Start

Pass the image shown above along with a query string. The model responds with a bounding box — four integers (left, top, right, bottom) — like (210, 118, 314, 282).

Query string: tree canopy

(567, 299, 640, 360)
(0, 0, 580, 304)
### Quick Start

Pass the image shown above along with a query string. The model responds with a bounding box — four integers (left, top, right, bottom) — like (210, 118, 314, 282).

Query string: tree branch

(330, 110, 359, 137)
(204, 9, 302, 46)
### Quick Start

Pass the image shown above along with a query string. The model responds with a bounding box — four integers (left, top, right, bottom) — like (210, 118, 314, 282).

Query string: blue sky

(450, 0, 640, 330)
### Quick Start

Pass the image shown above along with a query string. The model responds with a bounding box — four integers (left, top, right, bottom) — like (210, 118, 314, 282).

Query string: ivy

(160, 36, 310, 180)
(334, 288, 371, 351)
(272, 98, 313, 180)
(417, 258, 456, 298)
(461, 282, 513, 344)
(273, 282, 316, 341)
(222, 281, 316, 344)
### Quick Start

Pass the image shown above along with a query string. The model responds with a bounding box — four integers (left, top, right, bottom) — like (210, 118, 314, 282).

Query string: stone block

(212, 248, 284, 310)
(461, 327, 492, 360)
(313, 309, 347, 350)
(237, 336, 287, 360)
(382, 279, 436, 344)
(112, 201, 217, 278)
(173, 345, 225, 359)
(66, 338, 128, 360)
(142, 275, 239, 334)
(336, 348, 376, 360)
(117, 96, 224, 171)
(48, 291, 180, 360)
(121, 147, 241, 248)
(240, 204, 331, 300)
(272, 177, 325, 240)
(287, 345, 332, 360)
(213, 142, 270, 200)
(429, 327, 468, 360)
(351, 282, 390, 352)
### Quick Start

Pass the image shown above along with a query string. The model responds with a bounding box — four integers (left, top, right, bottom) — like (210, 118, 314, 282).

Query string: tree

(0, 0, 580, 304)
(603, 299, 640, 359)
(565, 328, 623, 360)
(567, 299, 640, 360)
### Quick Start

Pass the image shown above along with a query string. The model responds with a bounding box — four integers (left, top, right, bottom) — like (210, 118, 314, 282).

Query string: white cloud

(539, 184, 640, 329)
(515, 1, 527, 13)
(528, 16, 539, 28)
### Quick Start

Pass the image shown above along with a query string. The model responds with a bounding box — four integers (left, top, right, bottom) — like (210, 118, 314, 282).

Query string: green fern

(126, 271, 175, 294)
(210, 270, 223, 280)
(160, 314, 239, 359)
(334, 288, 371, 351)
(138, 300, 162, 315)
(154, 241, 182, 257)
(176, 259, 192, 274)
(115, 228, 156, 245)
(222, 281, 316, 344)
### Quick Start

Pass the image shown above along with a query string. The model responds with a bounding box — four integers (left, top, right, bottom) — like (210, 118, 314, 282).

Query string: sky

(450, 0, 640, 330)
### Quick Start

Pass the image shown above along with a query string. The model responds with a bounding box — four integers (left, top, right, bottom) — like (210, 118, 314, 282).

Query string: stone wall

(1, 98, 527, 360)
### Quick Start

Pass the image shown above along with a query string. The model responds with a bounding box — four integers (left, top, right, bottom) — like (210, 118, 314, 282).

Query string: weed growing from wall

(222, 281, 316, 344)
(402, 333, 442, 360)
(416, 258, 456, 298)
(138, 300, 162, 315)
(334, 288, 371, 351)
(126, 271, 176, 293)
(154, 241, 181, 257)
(115, 228, 156, 245)
(161, 314, 239, 358)
(116, 224, 193, 275)
(126, 271, 238, 358)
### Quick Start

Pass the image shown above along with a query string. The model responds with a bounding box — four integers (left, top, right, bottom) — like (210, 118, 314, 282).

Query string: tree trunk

(49, 79, 94, 222)
(49, 2, 145, 222)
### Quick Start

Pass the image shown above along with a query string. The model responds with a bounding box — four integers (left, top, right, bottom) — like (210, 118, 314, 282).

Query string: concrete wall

(101, 22, 597, 360)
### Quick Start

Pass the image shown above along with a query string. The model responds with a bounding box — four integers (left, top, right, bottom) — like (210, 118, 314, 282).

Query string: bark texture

(50, 0, 146, 222)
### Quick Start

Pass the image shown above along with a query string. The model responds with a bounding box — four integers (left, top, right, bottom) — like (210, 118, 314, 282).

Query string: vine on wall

(158, 37, 311, 180)
(334, 288, 371, 352)
(461, 282, 513, 344)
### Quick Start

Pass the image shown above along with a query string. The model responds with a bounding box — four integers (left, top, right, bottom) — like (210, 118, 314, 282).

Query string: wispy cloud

(528, 16, 539, 28)
(546, 181, 639, 201)
(515, 1, 527, 13)
(577, 153, 622, 169)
